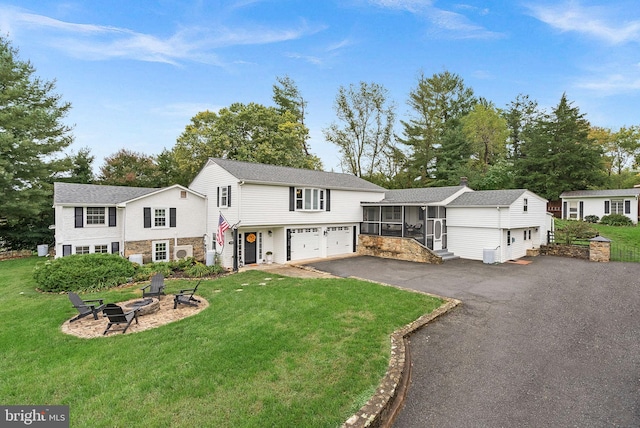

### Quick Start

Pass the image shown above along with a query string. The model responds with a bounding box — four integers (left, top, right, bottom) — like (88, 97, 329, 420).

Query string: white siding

(125, 188, 206, 242)
(447, 226, 501, 261)
(562, 196, 639, 224)
(54, 205, 123, 257)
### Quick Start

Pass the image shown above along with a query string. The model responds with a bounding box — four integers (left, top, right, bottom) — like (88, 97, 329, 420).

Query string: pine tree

(0, 37, 73, 249)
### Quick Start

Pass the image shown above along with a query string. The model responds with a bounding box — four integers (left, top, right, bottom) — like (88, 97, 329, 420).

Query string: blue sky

(2, 1, 639, 173)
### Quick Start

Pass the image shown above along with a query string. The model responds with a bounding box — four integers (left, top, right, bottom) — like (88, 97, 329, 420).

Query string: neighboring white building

(53, 159, 551, 268)
(560, 189, 640, 224)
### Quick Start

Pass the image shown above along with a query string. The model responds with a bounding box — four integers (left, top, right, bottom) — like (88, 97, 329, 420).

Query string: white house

(560, 189, 640, 224)
(53, 182, 207, 263)
(53, 159, 551, 268)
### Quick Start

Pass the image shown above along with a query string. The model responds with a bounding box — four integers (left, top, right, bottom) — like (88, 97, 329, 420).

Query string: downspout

(497, 206, 502, 262)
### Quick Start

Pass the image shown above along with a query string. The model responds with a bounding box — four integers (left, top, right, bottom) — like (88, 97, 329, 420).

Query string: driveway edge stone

(342, 276, 461, 428)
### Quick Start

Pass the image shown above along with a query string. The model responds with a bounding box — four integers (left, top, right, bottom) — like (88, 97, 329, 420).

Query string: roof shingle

(53, 182, 159, 205)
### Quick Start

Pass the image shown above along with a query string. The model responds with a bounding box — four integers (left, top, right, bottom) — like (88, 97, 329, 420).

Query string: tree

(462, 103, 508, 172)
(324, 81, 396, 178)
(97, 149, 163, 187)
(272, 75, 312, 157)
(399, 71, 476, 186)
(515, 94, 605, 200)
(170, 103, 322, 184)
(503, 94, 539, 159)
(62, 147, 95, 184)
(0, 36, 73, 249)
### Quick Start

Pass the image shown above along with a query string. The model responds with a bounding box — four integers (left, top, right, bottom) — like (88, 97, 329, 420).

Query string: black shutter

(326, 189, 331, 212)
(144, 207, 151, 228)
(625, 200, 631, 214)
(217, 187, 220, 207)
(63, 245, 72, 256)
(111, 242, 120, 254)
(579, 201, 584, 220)
(74, 207, 83, 228)
(170, 208, 177, 227)
(562, 201, 567, 219)
(227, 185, 232, 207)
(109, 207, 117, 227)
(289, 187, 295, 211)
(604, 201, 610, 214)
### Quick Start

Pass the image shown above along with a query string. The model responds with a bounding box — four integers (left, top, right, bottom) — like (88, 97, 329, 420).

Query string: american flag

(216, 214, 231, 249)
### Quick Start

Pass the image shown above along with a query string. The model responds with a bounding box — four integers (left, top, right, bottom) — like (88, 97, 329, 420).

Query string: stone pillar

(589, 236, 611, 262)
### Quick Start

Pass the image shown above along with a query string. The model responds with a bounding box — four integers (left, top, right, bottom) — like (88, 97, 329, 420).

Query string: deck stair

(434, 249, 459, 261)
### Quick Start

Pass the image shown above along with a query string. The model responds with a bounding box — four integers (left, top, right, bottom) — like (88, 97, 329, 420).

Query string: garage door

(290, 228, 320, 260)
(327, 226, 352, 256)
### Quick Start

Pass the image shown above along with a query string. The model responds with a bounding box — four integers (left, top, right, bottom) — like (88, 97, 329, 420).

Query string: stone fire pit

(123, 297, 160, 316)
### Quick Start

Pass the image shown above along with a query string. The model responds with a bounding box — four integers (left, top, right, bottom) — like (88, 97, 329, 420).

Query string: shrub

(600, 214, 634, 226)
(555, 220, 598, 245)
(584, 215, 599, 223)
(184, 261, 216, 278)
(33, 254, 135, 292)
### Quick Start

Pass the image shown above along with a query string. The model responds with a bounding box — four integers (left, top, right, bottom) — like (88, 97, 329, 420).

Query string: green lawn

(0, 257, 443, 427)
(554, 218, 640, 261)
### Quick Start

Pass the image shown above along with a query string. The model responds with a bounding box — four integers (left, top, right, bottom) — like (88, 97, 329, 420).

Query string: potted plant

(265, 251, 273, 264)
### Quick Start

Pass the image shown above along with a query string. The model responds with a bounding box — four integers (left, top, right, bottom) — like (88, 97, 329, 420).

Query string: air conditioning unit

(174, 245, 193, 260)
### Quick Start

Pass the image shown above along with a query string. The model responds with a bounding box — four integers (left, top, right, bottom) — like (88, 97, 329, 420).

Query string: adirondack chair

(173, 280, 202, 309)
(141, 272, 166, 299)
(102, 303, 138, 335)
(68, 292, 105, 322)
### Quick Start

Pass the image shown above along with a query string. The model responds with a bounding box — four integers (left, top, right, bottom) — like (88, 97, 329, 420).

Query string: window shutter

(63, 245, 72, 256)
(111, 242, 120, 254)
(625, 200, 631, 214)
(170, 208, 177, 227)
(562, 201, 567, 219)
(579, 201, 584, 220)
(217, 187, 220, 207)
(109, 207, 117, 227)
(604, 201, 610, 214)
(289, 187, 295, 211)
(227, 185, 232, 207)
(144, 207, 151, 228)
(326, 189, 331, 212)
(74, 207, 83, 228)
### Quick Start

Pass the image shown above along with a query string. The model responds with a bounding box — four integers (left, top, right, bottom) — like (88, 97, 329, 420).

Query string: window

(524, 230, 527, 241)
(528, 229, 531, 240)
(220, 187, 228, 207)
(86, 207, 105, 225)
(180, 190, 187, 199)
(154, 208, 167, 227)
(523, 198, 528, 212)
(569, 201, 578, 219)
(153, 241, 169, 262)
(295, 188, 325, 211)
(76, 246, 90, 254)
(382, 206, 402, 221)
(611, 199, 624, 215)
(507, 230, 511, 246)
(94, 245, 108, 253)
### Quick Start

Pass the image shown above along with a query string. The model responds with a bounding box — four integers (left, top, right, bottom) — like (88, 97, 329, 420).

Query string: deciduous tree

(97, 149, 162, 187)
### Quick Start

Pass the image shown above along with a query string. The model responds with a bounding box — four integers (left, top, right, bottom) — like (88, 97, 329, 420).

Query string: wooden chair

(173, 280, 202, 309)
(68, 292, 105, 322)
(141, 272, 166, 299)
(102, 303, 138, 335)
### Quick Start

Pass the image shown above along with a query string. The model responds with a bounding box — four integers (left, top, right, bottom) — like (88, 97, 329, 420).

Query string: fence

(610, 243, 640, 263)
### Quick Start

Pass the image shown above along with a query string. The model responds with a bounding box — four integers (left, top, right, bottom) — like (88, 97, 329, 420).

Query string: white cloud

(526, 1, 640, 45)
(0, 5, 323, 65)
(577, 72, 640, 94)
(366, 0, 502, 39)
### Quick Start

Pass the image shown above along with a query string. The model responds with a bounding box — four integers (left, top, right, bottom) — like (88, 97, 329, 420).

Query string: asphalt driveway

(306, 256, 640, 428)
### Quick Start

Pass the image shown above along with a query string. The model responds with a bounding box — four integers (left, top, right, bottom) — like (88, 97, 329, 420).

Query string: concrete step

(434, 249, 460, 261)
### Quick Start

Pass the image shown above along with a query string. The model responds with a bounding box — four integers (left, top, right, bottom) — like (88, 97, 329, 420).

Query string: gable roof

(560, 188, 640, 198)
(447, 189, 530, 207)
(363, 186, 467, 205)
(205, 158, 385, 192)
(52, 182, 205, 205)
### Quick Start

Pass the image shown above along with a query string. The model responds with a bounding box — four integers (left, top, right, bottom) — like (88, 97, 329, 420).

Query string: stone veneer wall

(124, 236, 205, 264)
(0, 250, 34, 261)
(539, 244, 589, 259)
(589, 240, 610, 262)
(357, 235, 442, 264)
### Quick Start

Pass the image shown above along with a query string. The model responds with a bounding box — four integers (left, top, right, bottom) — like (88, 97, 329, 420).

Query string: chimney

(460, 177, 468, 187)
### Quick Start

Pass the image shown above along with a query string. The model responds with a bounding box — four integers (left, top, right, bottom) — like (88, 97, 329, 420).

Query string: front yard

(0, 257, 442, 427)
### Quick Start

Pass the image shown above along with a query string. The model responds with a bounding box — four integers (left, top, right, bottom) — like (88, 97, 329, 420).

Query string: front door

(433, 219, 443, 251)
(244, 232, 257, 264)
